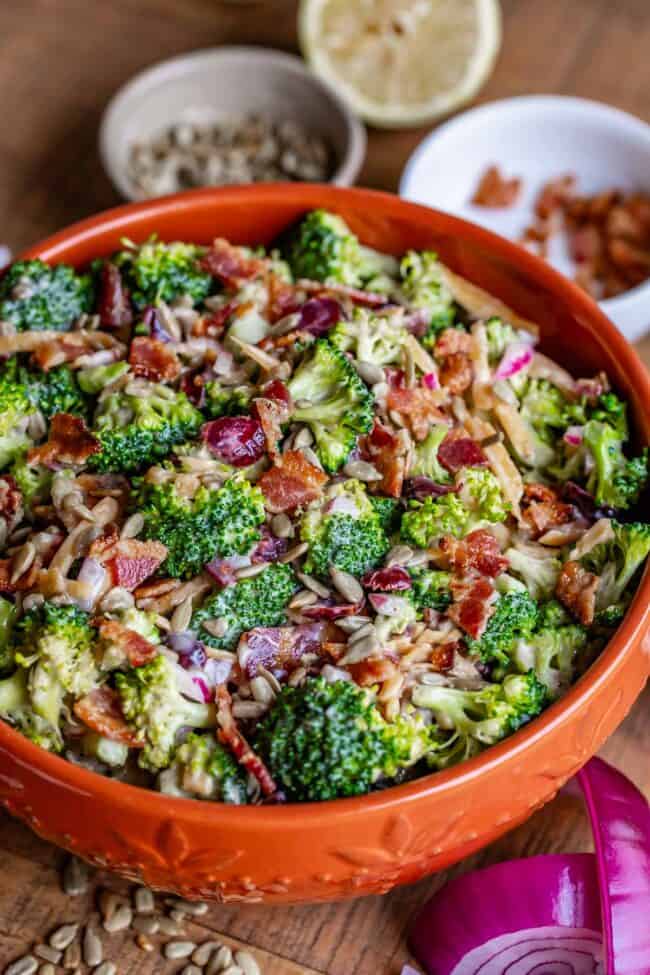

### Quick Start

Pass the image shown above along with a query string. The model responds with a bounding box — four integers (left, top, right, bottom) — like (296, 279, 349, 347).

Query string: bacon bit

(556, 560, 599, 626)
(359, 419, 406, 497)
(88, 524, 121, 560)
(97, 619, 158, 667)
(430, 642, 456, 673)
(440, 530, 509, 578)
(521, 482, 574, 539)
(74, 687, 143, 746)
(133, 577, 180, 602)
(471, 165, 522, 208)
(201, 238, 265, 289)
(89, 531, 167, 590)
(194, 299, 239, 337)
(297, 278, 388, 308)
(438, 435, 487, 474)
(347, 657, 398, 687)
(535, 173, 577, 220)
(0, 476, 23, 535)
(267, 272, 300, 323)
(386, 377, 448, 443)
(27, 413, 101, 469)
(302, 602, 362, 621)
(258, 450, 327, 512)
(362, 565, 412, 591)
(215, 685, 278, 798)
(97, 262, 133, 329)
(253, 397, 289, 459)
(439, 353, 473, 395)
(31, 334, 90, 371)
(434, 328, 473, 358)
(180, 367, 207, 408)
(405, 476, 456, 501)
(0, 555, 41, 593)
(448, 576, 497, 640)
(129, 336, 181, 382)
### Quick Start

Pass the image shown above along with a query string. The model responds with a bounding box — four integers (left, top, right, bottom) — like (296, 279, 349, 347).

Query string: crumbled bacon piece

(360, 420, 406, 497)
(430, 642, 456, 673)
(439, 353, 473, 395)
(250, 527, 288, 564)
(267, 272, 300, 323)
(97, 619, 158, 667)
(302, 602, 362, 621)
(129, 336, 181, 382)
(74, 687, 142, 746)
(0, 555, 41, 593)
(556, 560, 599, 626)
(216, 685, 278, 797)
(180, 367, 206, 407)
(440, 530, 508, 578)
(434, 328, 473, 358)
(471, 165, 522, 208)
(200, 239, 264, 288)
(97, 262, 133, 329)
(347, 657, 398, 687)
(521, 483, 574, 539)
(261, 378, 292, 406)
(194, 299, 238, 337)
(535, 174, 577, 220)
(27, 413, 101, 468)
(448, 576, 497, 639)
(90, 532, 167, 591)
(386, 375, 448, 442)
(258, 450, 327, 512)
(31, 334, 90, 371)
(0, 476, 23, 535)
(253, 396, 290, 458)
(298, 279, 387, 308)
(437, 435, 487, 474)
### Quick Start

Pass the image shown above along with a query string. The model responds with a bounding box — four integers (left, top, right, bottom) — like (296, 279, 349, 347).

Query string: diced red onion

(205, 553, 251, 588)
(142, 305, 172, 343)
(325, 496, 361, 517)
(167, 631, 200, 655)
(212, 343, 236, 376)
(494, 341, 534, 380)
(203, 657, 233, 687)
(422, 371, 440, 391)
(369, 593, 410, 616)
(564, 425, 584, 446)
(406, 477, 456, 501)
(75, 558, 108, 611)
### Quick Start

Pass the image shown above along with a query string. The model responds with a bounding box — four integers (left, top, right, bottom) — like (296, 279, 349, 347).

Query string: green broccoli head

(588, 391, 628, 439)
(137, 475, 266, 579)
(10, 454, 52, 507)
(413, 671, 548, 768)
(0, 668, 63, 752)
(203, 381, 254, 419)
(399, 250, 457, 346)
(282, 210, 364, 286)
(0, 365, 39, 469)
(484, 317, 521, 362)
(300, 479, 390, 579)
(81, 732, 129, 768)
(408, 568, 452, 612)
(369, 495, 400, 533)
(115, 653, 216, 771)
(581, 520, 650, 614)
(77, 362, 130, 395)
(519, 379, 585, 444)
(0, 597, 17, 675)
(88, 382, 203, 473)
(456, 467, 511, 524)
(329, 308, 408, 367)
(287, 339, 374, 473)
(400, 493, 470, 548)
(514, 618, 589, 698)
(167, 732, 247, 803)
(410, 424, 452, 483)
(254, 677, 428, 801)
(191, 563, 298, 651)
(113, 239, 211, 308)
(583, 420, 649, 510)
(505, 546, 562, 601)
(466, 591, 539, 666)
(0, 260, 93, 332)
(0, 357, 89, 422)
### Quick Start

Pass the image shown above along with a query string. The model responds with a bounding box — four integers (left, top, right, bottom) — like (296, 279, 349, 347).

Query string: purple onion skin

(562, 481, 616, 522)
(298, 297, 341, 336)
(178, 645, 208, 670)
(405, 477, 456, 501)
(142, 306, 173, 343)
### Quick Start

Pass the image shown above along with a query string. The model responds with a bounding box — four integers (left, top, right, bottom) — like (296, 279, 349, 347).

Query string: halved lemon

(299, 0, 502, 128)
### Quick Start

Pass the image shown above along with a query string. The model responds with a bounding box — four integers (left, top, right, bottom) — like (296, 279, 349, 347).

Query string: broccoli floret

(99, 606, 160, 672)
(0, 668, 63, 752)
(505, 546, 562, 601)
(115, 653, 216, 771)
(254, 677, 429, 801)
(372, 593, 418, 644)
(413, 671, 548, 768)
(410, 424, 452, 483)
(0, 597, 17, 675)
(457, 467, 511, 524)
(581, 520, 650, 614)
(301, 480, 390, 578)
(329, 308, 408, 366)
(165, 732, 247, 804)
(282, 210, 365, 286)
(583, 420, 649, 510)
(369, 495, 400, 533)
(191, 563, 298, 651)
(399, 250, 457, 346)
(114, 239, 211, 308)
(484, 317, 521, 362)
(0, 260, 93, 331)
(89, 383, 203, 473)
(519, 379, 585, 444)
(514, 620, 589, 698)
(81, 732, 129, 768)
(10, 454, 52, 507)
(203, 381, 253, 419)
(287, 339, 374, 473)
(0, 367, 38, 469)
(0, 357, 89, 422)
(137, 475, 266, 579)
(77, 362, 130, 394)
(589, 391, 628, 438)
(408, 568, 452, 611)
(400, 493, 470, 549)
(466, 591, 539, 666)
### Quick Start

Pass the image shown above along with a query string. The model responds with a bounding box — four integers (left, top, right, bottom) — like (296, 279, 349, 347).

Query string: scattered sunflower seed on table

(128, 115, 333, 198)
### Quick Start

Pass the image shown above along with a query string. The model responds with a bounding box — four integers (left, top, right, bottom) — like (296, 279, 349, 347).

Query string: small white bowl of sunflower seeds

(99, 47, 366, 200)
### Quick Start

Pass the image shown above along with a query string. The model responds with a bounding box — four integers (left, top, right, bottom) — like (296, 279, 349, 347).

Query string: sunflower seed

(164, 941, 196, 960)
(250, 675, 275, 705)
(169, 908, 187, 925)
(342, 632, 380, 662)
(82, 924, 102, 967)
(48, 924, 78, 951)
(280, 542, 309, 564)
(4, 958, 38, 975)
(10, 541, 36, 583)
(200, 617, 228, 638)
(292, 425, 313, 448)
(133, 886, 155, 914)
(342, 459, 382, 482)
(62, 856, 90, 896)
(386, 544, 414, 566)
(234, 562, 268, 580)
(334, 615, 372, 634)
(258, 665, 282, 694)
(135, 934, 154, 952)
(354, 360, 385, 385)
(62, 942, 81, 968)
(191, 942, 222, 966)
(221, 968, 243, 975)
(235, 951, 261, 975)
(98, 891, 121, 923)
(181, 967, 202, 975)
(328, 566, 363, 603)
(269, 312, 300, 336)
(157, 916, 182, 937)
(39, 966, 56, 975)
(167, 898, 209, 917)
(33, 947, 61, 965)
(93, 964, 116, 975)
(206, 945, 233, 974)
(232, 700, 267, 720)
(288, 588, 318, 610)
(270, 513, 293, 538)
(299, 446, 324, 470)
(295, 571, 330, 597)
(131, 915, 159, 935)
(347, 622, 376, 643)
(171, 596, 194, 633)
(120, 512, 144, 538)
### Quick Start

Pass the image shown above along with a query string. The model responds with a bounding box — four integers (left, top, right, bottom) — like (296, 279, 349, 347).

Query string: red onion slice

(564, 425, 585, 446)
(494, 341, 534, 380)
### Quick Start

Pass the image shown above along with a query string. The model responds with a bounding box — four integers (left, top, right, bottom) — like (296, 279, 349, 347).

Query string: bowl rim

(4, 183, 649, 828)
(98, 45, 367, 199)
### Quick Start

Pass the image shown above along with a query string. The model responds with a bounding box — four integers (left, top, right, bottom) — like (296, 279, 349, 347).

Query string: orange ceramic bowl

(0, 185, 649, 905)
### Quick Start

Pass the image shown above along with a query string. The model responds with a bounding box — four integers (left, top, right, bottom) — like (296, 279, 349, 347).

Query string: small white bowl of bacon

(400, 95, 650, 342)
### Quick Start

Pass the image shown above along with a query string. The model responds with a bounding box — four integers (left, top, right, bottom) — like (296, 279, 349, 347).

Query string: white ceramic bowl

(100, 47, 366, 200)
(400, 95, 650, 342)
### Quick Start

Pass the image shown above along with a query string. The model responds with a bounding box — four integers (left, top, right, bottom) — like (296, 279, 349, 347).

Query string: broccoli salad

(0, 210, 647, 805)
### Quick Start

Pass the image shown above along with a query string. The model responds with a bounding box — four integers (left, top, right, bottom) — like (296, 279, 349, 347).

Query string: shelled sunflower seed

(128, 115, 332, 199)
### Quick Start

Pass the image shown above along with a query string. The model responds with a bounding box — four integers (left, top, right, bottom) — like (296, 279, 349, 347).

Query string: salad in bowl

(0, 207, 647, 808)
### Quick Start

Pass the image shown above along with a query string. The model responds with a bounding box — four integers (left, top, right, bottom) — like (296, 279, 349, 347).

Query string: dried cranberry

(297, 297, 341, 336)
(261, 378, 291, 406)
(438, 436, 487, 473)
(202, 416, 266, 467)
(98, 263, 133, 329)
(405, 477, 456, 501)
(362, 565, 412, 591)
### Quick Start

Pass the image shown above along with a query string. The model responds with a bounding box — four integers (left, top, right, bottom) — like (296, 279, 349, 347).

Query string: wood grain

(0, 1, 649, 972)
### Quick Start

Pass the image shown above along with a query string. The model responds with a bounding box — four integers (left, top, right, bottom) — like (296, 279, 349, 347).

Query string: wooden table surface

(1, 1, 649, 972)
